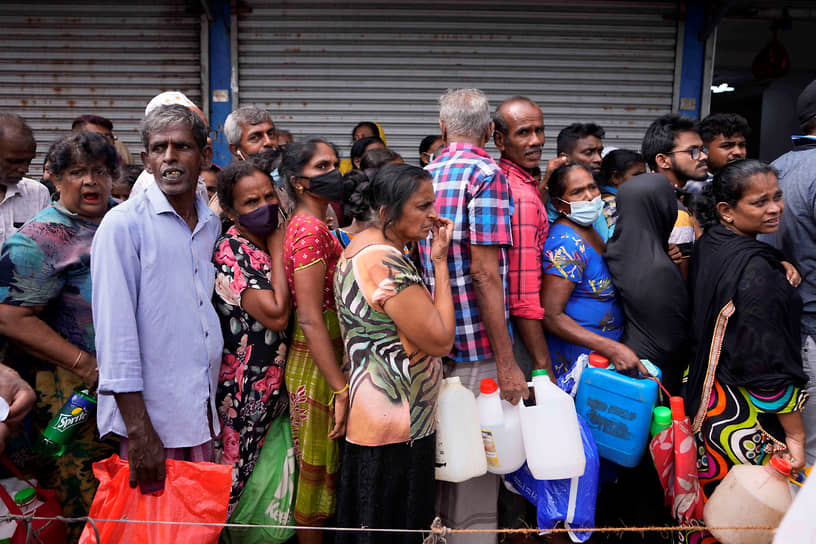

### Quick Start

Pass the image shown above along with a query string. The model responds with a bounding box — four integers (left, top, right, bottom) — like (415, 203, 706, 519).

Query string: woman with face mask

(280, 138, 346, 544)
(211, 160, 291, 512)
(541, 164, 647, 381)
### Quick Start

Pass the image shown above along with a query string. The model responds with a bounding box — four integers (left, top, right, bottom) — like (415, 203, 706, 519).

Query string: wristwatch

(0, 397, 9, 422)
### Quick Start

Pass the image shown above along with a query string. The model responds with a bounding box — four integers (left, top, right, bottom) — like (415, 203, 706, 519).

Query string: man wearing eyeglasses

(641, 114, 709, 277)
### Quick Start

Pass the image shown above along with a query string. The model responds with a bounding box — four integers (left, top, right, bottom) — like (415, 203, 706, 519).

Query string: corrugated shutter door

(237, 1, 678, 165)
(0, 1, 201, 177)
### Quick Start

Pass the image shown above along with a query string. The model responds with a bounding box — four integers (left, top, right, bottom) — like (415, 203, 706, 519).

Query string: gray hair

(439, 88, 491, 139)
(0, 113, 34, 143)
(224, 106, 274, 145)
(139, 104, 208, 150)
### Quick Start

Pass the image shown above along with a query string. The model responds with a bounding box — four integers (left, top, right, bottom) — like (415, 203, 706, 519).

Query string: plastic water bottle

(519, 369, 585, 480)
(435, 377, 487, 482)
(650, 406, 672, 437)
(39, 387, 96, 457)
(704, 456, 793, 544)
(477, 378, 525, 474)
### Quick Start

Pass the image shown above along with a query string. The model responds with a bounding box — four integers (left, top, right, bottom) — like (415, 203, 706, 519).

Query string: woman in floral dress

(212, 160, 291, 510)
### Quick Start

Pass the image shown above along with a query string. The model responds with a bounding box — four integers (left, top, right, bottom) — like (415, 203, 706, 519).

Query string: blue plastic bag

(505, 415, 599, 543)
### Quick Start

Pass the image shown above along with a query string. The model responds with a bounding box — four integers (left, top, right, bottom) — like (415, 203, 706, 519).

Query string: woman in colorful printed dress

(333, 164, 454, 543)
(683, 160, 807, 543)
(280, 138, 347, 543)
(0, 132, 119, 537)
(541, 164, 647, 379)
(212, 159, 291, 511)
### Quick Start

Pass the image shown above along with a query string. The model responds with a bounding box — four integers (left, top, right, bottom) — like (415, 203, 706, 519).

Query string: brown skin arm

(0, 364, 35, 425)
(114, 392, 166, 489)
(470, 244, 528, 404)
(0, 363, 37, 453)
(778, 411, 807, 472)
(781, 261, 802, 288)
(0, 304, 98, 388)
(540, 274, 647, 375)
(240, 228, 291, 331)
(293, 261, 348, 439)
(538, 155, 571, 201)
(513, 317, 556, 384)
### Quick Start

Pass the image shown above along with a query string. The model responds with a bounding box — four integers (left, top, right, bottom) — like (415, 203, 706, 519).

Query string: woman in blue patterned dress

(541, 164, 647, 379)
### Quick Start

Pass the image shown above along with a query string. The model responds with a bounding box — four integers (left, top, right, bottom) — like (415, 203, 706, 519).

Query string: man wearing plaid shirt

(419, 88, 527, 544)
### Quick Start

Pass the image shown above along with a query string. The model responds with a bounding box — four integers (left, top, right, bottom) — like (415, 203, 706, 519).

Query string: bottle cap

(670, 396, 686, 420)
(588, 353, 610, 368)
(480, 378, 498, 394)
(770, 456, 792, 476)
(652, 406, 672, 426)
(532, 369, 548, 378)
(444, 376, 461, 385)
(13, 487, 35, 505)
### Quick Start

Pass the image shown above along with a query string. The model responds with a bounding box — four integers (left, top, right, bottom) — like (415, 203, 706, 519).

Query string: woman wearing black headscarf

(605, 173, 689, 394)
(685, 160, 807, 503)
(600, 174, 687, 544)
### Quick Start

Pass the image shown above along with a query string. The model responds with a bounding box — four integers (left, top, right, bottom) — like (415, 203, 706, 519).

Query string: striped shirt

(499, 158, 548, 320)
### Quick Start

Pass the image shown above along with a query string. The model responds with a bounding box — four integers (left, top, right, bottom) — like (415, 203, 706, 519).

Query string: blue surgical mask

(557, 195, 603, 226)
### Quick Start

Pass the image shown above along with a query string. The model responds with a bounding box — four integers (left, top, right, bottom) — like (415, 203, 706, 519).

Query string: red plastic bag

(78, 454, 231, 544)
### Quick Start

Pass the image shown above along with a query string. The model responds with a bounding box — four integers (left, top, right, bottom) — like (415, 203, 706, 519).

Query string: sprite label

(40, 389, 96, 457)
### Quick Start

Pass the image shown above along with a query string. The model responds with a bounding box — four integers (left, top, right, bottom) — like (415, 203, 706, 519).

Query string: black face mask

(237, 203, 279, 237)
(303, 169, 345, 203)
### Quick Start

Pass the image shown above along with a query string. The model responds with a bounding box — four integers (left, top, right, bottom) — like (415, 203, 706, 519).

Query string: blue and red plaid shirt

(418, 142, 514, 363)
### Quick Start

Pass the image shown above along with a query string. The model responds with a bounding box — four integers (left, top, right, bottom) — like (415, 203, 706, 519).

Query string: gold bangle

(332, 383, 349, 395)
(71, 350, 84, 370)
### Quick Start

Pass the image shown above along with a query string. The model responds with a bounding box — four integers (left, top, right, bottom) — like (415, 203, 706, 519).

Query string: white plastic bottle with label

(519, 369, 585, 480)
(477, 378, 525, 474)
(435, 377, 488, 482)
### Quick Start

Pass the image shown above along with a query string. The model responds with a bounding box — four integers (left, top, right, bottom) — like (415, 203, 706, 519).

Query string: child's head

(112, 164, 142, 201)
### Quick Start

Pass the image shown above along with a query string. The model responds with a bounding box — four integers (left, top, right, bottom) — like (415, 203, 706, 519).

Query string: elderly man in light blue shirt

(91, 104, 223, 492)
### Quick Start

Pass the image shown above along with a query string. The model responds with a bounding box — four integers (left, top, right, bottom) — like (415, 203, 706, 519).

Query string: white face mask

(558, 195, 604, 226)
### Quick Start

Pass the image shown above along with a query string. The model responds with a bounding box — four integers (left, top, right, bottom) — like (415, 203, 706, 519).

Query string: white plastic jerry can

(435, 377, 488, 482)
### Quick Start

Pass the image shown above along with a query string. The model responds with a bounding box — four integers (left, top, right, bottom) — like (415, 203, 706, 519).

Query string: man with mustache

(91, 104, 224, 494)
(224, 105, 277, 160)
(129, 92, 210, 202)
(492, 96, 555, 540)
(493, 97, 554, 379)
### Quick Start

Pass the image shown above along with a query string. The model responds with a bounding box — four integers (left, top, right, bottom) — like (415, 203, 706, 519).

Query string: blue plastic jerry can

(574, 353, 661, 467)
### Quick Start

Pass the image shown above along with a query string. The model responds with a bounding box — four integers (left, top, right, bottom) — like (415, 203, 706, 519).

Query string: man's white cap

(145, 91, 197, 115)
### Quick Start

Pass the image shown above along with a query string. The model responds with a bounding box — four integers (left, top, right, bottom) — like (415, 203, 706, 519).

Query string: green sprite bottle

(39, 387, 96, 457)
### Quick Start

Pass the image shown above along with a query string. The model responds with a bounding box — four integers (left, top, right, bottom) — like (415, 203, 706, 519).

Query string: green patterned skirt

(285, 310, 344, 526)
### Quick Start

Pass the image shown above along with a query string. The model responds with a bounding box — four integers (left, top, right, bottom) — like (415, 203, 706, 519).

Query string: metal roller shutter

(237, 1, 679, 165)
(0, 1, 202, 177)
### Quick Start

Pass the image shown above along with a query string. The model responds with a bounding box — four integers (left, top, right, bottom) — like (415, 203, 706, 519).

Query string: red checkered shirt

(499, 158, 548, 320)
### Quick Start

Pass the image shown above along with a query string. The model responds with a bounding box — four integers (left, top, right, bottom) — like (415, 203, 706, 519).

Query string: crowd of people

(0, 79, 813, 544)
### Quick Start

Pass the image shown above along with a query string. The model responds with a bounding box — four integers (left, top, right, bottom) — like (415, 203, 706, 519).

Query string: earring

(724, 217, 733, 223)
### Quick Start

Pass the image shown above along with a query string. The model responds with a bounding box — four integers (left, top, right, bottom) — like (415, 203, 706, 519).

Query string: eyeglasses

(665, 147, 708, 160)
